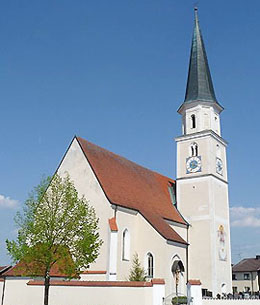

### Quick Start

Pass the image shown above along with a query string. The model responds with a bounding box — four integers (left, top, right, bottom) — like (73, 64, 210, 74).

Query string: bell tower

(175, 8, 232, 296)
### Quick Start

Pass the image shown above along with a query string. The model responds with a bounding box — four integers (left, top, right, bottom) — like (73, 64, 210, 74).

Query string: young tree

(128, 253, 146, 281)
(6, 174, 103, 305)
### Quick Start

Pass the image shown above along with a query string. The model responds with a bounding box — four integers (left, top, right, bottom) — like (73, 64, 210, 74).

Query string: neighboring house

(232, 256, 260, 294)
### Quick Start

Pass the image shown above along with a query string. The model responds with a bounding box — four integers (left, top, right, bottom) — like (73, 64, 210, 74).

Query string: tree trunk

(44, 274, 50, 305)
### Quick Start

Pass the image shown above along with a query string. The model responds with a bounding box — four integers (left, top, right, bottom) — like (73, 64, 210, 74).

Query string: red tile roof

(232, 257, 260, 272)
(109, 217, 118, 232)
(76, 137, 187, 245)
(2, 261, 77, 278)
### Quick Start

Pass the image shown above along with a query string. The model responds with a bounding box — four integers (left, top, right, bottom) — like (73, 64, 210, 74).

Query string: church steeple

(181, 8, 219, 108)
(178, 8, 223, 136)
(175, 9, 232, 296)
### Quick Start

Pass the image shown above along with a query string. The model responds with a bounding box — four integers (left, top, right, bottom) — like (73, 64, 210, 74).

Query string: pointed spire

(183, 8, 218, 105)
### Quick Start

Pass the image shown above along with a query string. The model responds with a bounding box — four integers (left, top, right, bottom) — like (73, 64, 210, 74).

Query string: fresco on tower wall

(218, 225, 227, 261)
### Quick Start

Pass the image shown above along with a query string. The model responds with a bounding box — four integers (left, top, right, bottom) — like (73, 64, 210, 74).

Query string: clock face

(186, 156, 201, 174)
(216, 158, 223, 175)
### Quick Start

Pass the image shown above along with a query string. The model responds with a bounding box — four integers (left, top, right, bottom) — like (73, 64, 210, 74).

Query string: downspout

(186, 224, 189, 284)
(1, 277, 6, 305)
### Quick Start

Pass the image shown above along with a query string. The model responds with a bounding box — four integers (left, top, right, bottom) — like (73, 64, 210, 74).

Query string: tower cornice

(175, 129, 228, 147)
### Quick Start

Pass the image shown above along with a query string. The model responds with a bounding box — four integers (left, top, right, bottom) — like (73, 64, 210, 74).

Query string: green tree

(128, 253, 146, 281)
(6, 174, 103, 305)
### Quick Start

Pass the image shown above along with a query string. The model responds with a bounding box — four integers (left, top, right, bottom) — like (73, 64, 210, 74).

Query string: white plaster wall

(176, 123, 231, 297)
(176, 133, 227, 180)
(2, 278, 42, 305)
(115, 209, 187, 296)
(107, 230, 118, 280)
(57, 138, 114, 271)
(2, 278, 165, 305)
(169, 223, 187, 242)
(188, 284, 203, 305)
(182, 105, 221, 136)
(177, 176, 232, 296)
(79, 273, 106, 281)
(49, 285, 153, 305)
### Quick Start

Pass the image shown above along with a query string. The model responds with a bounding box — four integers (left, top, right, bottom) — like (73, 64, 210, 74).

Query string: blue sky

(0, 0, 259, 264)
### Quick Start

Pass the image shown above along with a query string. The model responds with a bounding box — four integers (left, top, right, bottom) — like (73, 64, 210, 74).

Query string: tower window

(190, 142, 198, 156)
(146, 253, 154, 278)
(191, 114, 196, 129)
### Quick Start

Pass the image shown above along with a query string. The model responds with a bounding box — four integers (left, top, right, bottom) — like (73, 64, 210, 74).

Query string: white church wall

(115, 208, 187, 296)
(208, 137, 228, 182)
(177, 177, 211, 217)
(115, 207, 139, 280)
(79, 272, 106, 281)
(176, 136, 212, 179)
(107, 229, 118, 280)
(56, 138, 114, 272)
(177, 170, 232, 296)
(167, 221, 187, 242)
(188, 220, 213, 290)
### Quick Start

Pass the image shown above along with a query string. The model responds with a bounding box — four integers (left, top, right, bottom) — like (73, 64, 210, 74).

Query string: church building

(55, 8, 232, 297)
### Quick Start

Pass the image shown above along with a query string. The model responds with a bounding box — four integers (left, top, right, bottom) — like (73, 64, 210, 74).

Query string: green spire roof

(183, 8, 217, 104)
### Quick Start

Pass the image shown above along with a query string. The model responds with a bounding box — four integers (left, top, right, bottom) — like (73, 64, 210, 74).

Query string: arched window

(146, 253, 154, 278)
(122, 229, 130, 260)
(191, 114, 196, 129)
(190, 142, 198, 156)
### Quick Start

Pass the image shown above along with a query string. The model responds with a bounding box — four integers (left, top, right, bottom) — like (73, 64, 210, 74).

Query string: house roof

(76, 136, 188, 245)
(232, 257, 260, 272)
(2, 261, 77, 278)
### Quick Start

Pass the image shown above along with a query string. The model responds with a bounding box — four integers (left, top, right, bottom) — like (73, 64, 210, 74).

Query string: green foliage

(172, 296, 187, 304)
(6, 174, 103, 278)
(128, 253, 146, 281)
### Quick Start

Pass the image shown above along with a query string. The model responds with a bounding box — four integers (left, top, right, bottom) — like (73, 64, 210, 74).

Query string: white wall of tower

(176, 102, 232, 296)
(181, 104, 221, 136)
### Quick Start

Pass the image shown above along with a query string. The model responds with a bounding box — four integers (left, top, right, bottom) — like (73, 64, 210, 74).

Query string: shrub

(128, 253, 146, 281)
(172, 296, 187, 304)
